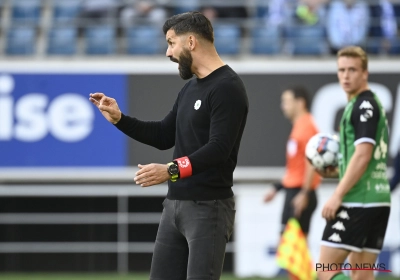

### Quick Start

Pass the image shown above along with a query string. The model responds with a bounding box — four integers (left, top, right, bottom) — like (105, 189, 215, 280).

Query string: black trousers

(150, 197, 236, 280)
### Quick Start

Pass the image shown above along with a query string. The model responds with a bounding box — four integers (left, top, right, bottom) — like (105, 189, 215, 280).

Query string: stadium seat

(85, 26, 116, 55)
(52, 0, 81, 24)
(366, 38, 382, 54)
(213, 24, 241, 55)
(126, 25, 161, 55)
(251, 26, 281, 54)
(387, 39, 400, 55)
(284, 24, 328, 55)
(11, 0, 41, 25)
(6, 27, 36, 55)
(255, 0, 269, 18)
(173, 0, 199, 14)
(47, 27, 77, 55)
(366, 38, 400, 55)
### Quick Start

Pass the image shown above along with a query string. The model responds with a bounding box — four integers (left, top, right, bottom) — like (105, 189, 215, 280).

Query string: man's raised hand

(89, 92, 122, 124)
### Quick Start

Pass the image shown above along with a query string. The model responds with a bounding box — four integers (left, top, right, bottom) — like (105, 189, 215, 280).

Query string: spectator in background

(368, 0, 400, 54)
(199, 0, 248, 22)
(171, 0, 199, 14)
(267, 0, 298, 27)
(120, 0, 167, 27)
(390, 146, 400, 192)
(201, 6, 218, 21)
(326, 0, 370, 54)
(80, 0, 120, 23)
(199, 1, 248, 39)
(295, 0, 327, 26)
(213, 1, 248, 20)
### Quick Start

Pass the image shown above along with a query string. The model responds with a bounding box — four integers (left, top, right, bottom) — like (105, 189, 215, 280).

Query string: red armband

(175, 156, 192, 178)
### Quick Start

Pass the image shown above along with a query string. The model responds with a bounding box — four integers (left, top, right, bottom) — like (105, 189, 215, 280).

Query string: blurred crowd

(2, 0, 400, 55)
(75, 0, 400, 54)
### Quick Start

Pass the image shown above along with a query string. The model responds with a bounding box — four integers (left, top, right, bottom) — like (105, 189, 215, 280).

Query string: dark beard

(176, 48, 193, 80)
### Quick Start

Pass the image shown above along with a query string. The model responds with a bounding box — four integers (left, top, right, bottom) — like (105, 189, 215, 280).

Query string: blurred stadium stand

(213, 23, 241, 55)
(0, 0, 398, 56)
(85, 25, 116, 55)
(52, 0, 81, 24)
(284, 24, 328, 55)
(6, 26, 36, 55)
(125, 25, 162, 55)
(47, 26, 77, 54)
(11, 0, 41, 25)
(251, 26, 281, 55)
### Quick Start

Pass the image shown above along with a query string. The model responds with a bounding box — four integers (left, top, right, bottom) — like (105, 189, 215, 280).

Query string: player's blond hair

(337, 46, 368, 70)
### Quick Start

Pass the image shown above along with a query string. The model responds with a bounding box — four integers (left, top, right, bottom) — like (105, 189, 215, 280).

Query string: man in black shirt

(89, 12, 248, 280)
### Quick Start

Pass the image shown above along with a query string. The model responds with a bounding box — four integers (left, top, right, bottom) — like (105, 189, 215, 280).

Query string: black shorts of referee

(280, 185, 317, 235)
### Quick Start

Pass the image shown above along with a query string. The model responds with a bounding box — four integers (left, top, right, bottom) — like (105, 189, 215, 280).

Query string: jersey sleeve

(350, 96, 380, 146)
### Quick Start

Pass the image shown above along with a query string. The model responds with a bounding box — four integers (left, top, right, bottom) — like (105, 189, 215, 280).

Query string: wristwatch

(167, 162, 179, 182)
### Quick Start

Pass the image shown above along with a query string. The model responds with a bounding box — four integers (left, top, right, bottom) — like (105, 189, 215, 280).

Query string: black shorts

(321, 206, 390, 253)
(281, 187, 317, 234)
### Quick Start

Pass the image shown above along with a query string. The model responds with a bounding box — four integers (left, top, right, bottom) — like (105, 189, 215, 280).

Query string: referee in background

(264, 86, 320, 280)
(264, 86, 320, 238)
(90, 12, 249, 280)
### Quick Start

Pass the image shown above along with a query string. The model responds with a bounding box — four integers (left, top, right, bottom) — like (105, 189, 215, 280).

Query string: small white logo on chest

(194, 100, 201, 110)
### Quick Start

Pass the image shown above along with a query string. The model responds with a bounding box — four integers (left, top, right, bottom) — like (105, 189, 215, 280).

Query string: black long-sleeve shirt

(115, 65, 249, 200)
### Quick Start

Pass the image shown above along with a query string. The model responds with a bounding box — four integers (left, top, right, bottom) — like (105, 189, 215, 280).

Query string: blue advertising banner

(0, 74, 127, 166)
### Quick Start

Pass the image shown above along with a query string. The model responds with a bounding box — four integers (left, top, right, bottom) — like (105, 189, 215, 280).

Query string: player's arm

(173, 79, 248, 179)
(302, 160, 316, 192)
(323, 144, 373, 220)
(90, 91, 179, 150)
(334, 143, 373, 198)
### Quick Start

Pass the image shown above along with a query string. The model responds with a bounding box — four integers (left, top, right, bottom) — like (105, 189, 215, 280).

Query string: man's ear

(298, 98, 307, 111)
(363, 69, 369, 81)
(188, 35, 196, 50)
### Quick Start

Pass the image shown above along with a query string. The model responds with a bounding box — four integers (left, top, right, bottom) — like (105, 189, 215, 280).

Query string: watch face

(168, 164, 179, 175)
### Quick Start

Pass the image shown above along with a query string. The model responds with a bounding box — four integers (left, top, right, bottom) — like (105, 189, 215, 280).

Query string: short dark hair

(163, 11, 214, 43)
(285, 86, 311, 111)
